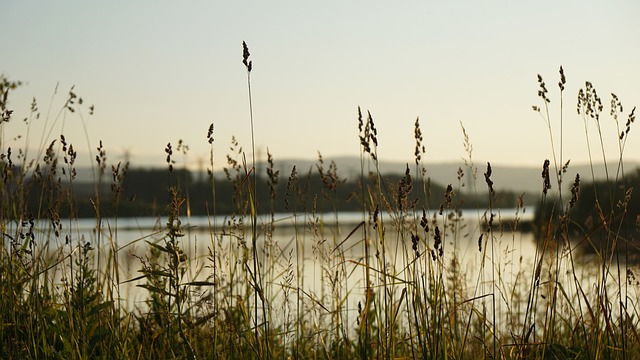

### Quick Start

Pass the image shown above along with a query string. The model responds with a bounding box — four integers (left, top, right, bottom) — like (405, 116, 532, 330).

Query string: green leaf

(121, 274, 148, 284)
(148, 269, 173, 278)
(137, 284, 174, 297)
(89, 301, 114, 316)
(182, 281, 216, 287)
(145, 240, 169, 253)
(88, 328, 111, 350)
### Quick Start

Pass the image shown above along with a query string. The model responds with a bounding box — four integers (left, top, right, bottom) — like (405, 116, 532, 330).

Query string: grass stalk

(1, 64, 639, 359)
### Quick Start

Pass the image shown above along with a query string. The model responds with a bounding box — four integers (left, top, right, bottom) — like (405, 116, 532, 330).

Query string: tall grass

(1, 51, 639, 360)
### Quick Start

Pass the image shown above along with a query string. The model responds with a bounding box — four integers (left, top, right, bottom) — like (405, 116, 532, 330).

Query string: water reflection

(21, 210, 639, 336)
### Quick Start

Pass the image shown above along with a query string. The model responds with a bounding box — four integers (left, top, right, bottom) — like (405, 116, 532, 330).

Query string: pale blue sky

(2, 1, 639, 171)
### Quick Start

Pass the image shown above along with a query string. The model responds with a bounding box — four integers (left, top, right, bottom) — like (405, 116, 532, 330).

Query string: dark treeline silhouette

(572, 170, 640, 237)
(5, 164, 527, 219)
(533, 168, 640, 250)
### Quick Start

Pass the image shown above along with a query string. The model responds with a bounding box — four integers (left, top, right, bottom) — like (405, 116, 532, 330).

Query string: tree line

(4, 163, 526, 220)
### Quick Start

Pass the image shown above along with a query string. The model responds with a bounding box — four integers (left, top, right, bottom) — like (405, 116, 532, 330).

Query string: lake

(16, 208, 637, 334)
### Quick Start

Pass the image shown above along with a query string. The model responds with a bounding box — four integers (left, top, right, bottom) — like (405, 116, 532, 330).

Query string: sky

(2, 1, 639, 173)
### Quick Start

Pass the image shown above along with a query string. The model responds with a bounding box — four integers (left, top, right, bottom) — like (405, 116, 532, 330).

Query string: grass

(1, 48, 640, 359)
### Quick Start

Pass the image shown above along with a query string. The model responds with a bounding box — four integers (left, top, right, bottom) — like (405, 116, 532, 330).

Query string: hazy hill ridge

(69, 156, 638, 195)
(260, 156, 640, 195)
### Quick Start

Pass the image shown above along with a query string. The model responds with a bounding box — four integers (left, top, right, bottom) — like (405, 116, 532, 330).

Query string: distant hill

(69, 157, 639, 195)
(258, 156, 640, 195)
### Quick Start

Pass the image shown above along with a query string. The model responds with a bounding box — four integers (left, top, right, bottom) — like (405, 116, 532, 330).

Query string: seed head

(242, 41, 252, 72)
(433, 225, 441, 256)
(420, 208, 429, 232)
(372, 205, 380, 230)
(411, 233, 419, 258)
(484, 162, 494, 194)
(537, 74, 550, 103)
(397, 165, 413, 211)
(414, 117, 425, 164)
(569, 173, 580, 209)
(165, 142, 174, 172)
(621, 106, 636, 140)
(542, 159, 551, 195)
(207, 123, 214, 144)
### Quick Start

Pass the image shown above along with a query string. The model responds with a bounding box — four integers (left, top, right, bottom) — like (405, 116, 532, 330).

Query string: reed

(0, 53, 639, 360)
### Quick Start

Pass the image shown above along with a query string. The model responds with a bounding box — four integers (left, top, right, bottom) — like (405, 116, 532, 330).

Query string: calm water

(14, 209, 637, 323)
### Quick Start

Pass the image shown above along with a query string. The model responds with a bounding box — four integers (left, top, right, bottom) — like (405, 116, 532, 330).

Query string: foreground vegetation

(1, 47, 639, 359)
